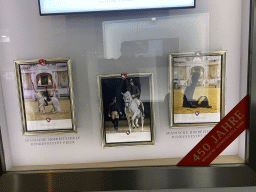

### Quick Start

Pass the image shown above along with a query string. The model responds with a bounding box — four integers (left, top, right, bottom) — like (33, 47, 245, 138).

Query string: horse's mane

(35, 92, 43, 99)
(124, 91, 132, 97)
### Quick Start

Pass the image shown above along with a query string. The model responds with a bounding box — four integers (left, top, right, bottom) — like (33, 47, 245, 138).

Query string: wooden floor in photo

(105, 118, 151, 133)
(24, 98, 72, 121)
(174, 86, 220, 114)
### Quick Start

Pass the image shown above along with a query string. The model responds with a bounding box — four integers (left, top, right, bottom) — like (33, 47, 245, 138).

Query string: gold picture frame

(97, 73, 155, 147)
(169, 51, 226, 128)
(15, 58, 76, 135)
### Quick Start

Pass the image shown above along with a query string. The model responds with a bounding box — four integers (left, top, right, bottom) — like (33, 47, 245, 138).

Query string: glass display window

(0, 1, 254, 190)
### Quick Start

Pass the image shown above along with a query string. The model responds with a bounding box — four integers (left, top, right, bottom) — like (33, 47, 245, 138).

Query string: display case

(0, 0, 255, 191)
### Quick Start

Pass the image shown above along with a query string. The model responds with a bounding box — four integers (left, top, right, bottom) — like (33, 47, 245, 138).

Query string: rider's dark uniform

(127, 84, 140, 99)
(42, 89, 50, 106)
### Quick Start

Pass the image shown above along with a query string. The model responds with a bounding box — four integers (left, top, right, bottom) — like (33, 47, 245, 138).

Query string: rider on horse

(42, 86, 51, 106)
(127, 78, 145, 117)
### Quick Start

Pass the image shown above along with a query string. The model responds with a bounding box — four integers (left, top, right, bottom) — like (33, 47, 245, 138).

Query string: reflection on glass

(102, 13, 209, 59)
(0, 29, 10, 42)
(99, 13, 209, 101)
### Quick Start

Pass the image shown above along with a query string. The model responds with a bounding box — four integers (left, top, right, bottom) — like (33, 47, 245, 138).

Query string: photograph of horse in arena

(100, 75, 152, 135)
(15, 58, 76, 133)
(34, 92, 61, 113)
(173, 85, 220, 115)
(19, 63, 72, 121)
(170, 52, 225, 126)
(24, 91, 72, 121)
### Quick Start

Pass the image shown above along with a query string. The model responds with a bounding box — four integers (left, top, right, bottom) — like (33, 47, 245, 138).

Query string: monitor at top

(39, 0, 195, 15)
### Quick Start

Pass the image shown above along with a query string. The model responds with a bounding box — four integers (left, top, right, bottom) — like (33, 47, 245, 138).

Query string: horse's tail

(140, 108, 144, 131)
(34, 92, 42, 101)
(53, 98, 61, 112)
(140, 101, 144, 109)
(139, 101, 144, 113)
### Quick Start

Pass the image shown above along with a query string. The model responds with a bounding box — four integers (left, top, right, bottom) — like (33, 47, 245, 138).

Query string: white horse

(122, 91, 144, 131)
(34, 92, 60, 113)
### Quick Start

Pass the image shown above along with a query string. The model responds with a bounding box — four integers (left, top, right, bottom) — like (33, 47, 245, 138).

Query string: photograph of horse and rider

(16, 59, 75, 133)
(100, 74, 153, 136)
(171, 52, 225, 126)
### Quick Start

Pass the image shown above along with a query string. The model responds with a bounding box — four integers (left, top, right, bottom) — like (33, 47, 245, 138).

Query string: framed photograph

(169, 51, 226, 127)
(15, 58, 76, 135)
(98, 73, 155, 147)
